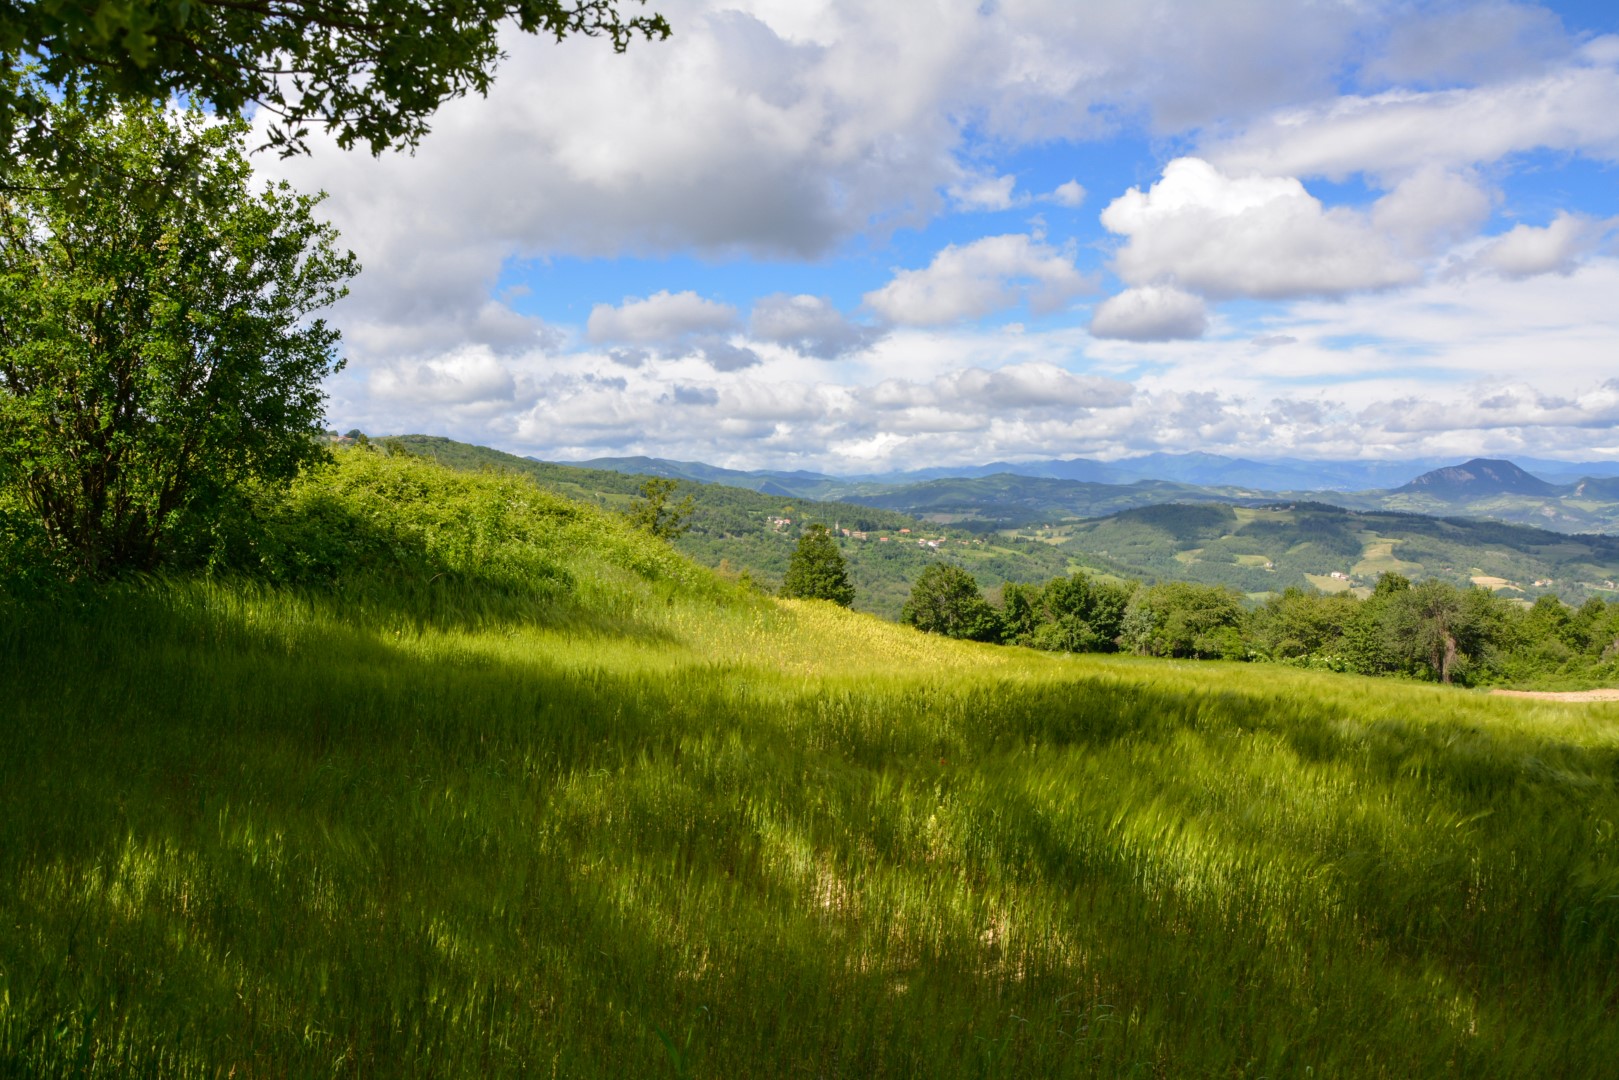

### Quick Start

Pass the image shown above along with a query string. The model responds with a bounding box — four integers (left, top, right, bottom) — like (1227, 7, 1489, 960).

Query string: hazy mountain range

(573, 452, 1619, 497)
(567, 453, 1619, 534)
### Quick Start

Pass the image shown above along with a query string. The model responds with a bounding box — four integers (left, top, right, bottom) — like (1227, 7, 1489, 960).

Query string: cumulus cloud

(1461, 213, 1613, 279)
(1089, 286, 1208, 341)
(1047, 180, 1086, 208)
(748, 294, 885, 359)
(369, 348, 521, 407)
(864, 233, 1093, 325)
(258, 0, 1413, 376)
(1100, 158, 1463, 300)
(586, 290, 738, 344)
(1357, 380, 1619, 435)
(340, 300, 562, 365)
(864, 364, 1132, 412)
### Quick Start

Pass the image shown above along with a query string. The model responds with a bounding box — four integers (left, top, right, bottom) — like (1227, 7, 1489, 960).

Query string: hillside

(393, 436, 1619, 607)
(3, 449, 1618, 1076)
(571, 449, 1619, 535)
(841, 472, 1249, 522)
(1059, 501, 1619, 602)
(398, 435, 1078, 618)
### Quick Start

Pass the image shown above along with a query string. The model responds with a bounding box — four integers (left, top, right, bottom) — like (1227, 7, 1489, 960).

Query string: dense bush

(901, 563, 1001, 641)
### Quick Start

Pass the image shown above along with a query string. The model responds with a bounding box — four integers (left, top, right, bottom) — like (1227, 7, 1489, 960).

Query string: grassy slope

(396, 434, 1074, 618)
(3, 451, 1619, 1076)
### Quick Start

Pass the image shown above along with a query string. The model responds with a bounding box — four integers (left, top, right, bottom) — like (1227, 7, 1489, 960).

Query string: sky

(260, 0, 1619, 472)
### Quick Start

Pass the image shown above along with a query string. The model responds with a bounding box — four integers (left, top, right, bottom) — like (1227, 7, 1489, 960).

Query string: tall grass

(2, 452, 1617, 1076)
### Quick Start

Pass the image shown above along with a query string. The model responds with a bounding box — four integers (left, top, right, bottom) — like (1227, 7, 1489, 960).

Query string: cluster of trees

(897, 562, 1619, 687)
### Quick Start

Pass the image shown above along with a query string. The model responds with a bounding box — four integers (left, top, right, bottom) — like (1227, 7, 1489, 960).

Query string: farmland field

(3, 453, 1618, 1077)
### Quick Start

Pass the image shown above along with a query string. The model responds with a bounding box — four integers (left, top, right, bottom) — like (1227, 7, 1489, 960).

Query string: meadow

(2, 451, 1618, 1076)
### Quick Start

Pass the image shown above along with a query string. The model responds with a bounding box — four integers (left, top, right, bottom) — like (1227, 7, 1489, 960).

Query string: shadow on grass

(2, 585, 1618, 1076)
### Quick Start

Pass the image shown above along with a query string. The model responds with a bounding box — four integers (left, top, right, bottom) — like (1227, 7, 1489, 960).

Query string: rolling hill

(1057, 501, 1619, 603)
(4, 446, 1618, 1076)
(395, 435, 1619, 609)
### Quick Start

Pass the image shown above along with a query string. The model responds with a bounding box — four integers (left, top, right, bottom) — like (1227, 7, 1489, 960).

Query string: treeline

(901, 564, 1619, 688)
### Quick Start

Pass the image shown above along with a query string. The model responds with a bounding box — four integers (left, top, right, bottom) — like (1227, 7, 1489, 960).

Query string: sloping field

(3, 453, 1618, 1077)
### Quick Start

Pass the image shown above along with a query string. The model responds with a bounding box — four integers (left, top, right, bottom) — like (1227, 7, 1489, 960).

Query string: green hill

(390, 436, 1619, 608)
(395, 434, 1078, 618)
(3, 448, 1619, 1076)
(1060, 501, 1619, 603)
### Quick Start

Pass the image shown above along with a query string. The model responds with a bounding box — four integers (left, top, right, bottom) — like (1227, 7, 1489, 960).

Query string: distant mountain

(545, 448, 1619, 534)
(569, 450, 1619, 499)
(1396, 459, 1558, 498)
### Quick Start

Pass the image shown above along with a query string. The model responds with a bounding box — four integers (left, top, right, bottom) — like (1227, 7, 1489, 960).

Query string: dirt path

(1490, 688, 1619, 702)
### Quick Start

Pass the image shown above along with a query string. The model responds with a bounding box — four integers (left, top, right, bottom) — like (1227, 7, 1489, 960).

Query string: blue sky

(265, 0, 1619, 471)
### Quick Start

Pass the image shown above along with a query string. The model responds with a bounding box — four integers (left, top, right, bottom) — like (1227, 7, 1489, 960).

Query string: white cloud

(1368, 165, 1495, 255)
(586, 290, 738, 344)
(863, 233, 1092, 325)
(949, 173, 1021, 211)
(1089, 286, 1208, 341)
(1048, 180, 1086, 208)
(748, 294, 883, 359)
(1461, 212, 1613, 279)
(1210, 57, 1619, 181)
(1100, 158, 1496, 301)
(259, 0, 1416, 375)
(369, 348, 521, 407)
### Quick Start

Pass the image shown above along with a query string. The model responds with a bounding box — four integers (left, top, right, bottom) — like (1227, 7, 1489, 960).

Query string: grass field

(3, 452, 1618, 1076)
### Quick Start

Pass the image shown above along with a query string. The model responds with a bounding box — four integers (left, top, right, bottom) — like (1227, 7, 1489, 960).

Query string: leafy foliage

(901, 564, 1000, 641)
(1002, 571, 1134, 653)
(0, 93, 356, 578)
(780, 524, 855, 606)
(1119, 580, 1249, 659)
(624, 477, 694, 540)
(1, 0, 670, 156)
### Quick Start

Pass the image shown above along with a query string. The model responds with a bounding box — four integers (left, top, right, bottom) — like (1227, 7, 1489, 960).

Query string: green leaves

(2, 0, 671, 157)
(0, 92, 357, 577)
(901, 563, 1000, 642)
(780, 524, 855, 607)
(625, 477, 695, 541)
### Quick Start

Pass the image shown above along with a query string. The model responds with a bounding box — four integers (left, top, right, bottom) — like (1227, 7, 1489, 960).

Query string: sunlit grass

(3, 451, 1618, 1076)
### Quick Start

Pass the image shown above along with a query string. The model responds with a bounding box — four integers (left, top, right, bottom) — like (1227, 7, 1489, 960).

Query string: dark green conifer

(780, 524, 854, 607)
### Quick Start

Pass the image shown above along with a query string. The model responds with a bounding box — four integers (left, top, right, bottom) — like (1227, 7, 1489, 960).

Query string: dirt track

(1489, 688, 1619, 702)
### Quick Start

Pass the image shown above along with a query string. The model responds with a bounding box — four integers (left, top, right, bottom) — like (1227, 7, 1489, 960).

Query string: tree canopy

(780, 525, 854, 607)
(1, 0, 670, 156)
(625, 477, 694, 541)
(902, 564, 1000, 642)
(0, 92, 357, 577)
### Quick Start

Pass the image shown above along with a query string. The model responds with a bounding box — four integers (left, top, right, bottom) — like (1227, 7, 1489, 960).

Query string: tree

(625, 477, 693, 540)
(1120, 581, 1248, 659)
(1, 1, 671, 158)
(0, 94, 358, 577)
(780, 525, 854, 607)
(1030, 571, 1131, 653)
(1381, 580, 1510, 684)
(902, 564, 1000, 642)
